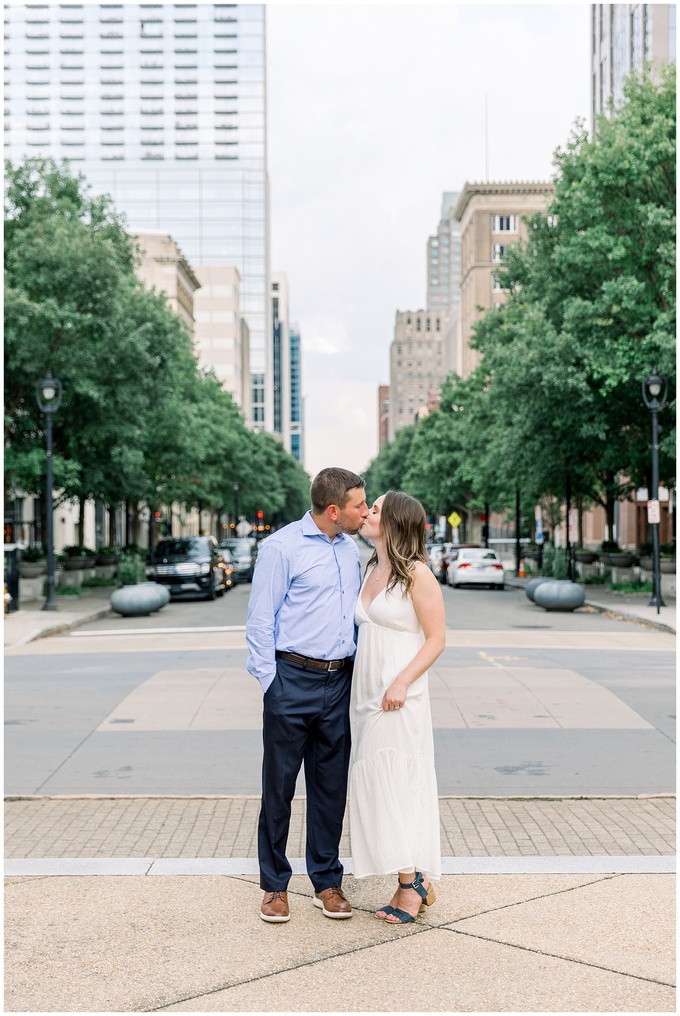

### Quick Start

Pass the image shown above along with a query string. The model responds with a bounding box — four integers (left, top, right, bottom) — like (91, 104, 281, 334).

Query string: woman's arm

(381, 561, 446, 711)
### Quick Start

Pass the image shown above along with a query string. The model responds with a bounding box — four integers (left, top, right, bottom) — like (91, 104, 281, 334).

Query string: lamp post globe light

(35, 371, 63, 611)
(641, 369, 668, 613)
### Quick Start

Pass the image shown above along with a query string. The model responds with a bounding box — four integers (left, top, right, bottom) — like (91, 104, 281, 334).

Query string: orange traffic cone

(518, 560, 526, 578)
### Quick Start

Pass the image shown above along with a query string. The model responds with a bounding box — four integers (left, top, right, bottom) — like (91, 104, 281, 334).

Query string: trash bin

(4, 544, 20, 613)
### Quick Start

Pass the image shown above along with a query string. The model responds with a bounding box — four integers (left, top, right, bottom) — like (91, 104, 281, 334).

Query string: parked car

(427, 544, 446, 582)
(220, 547, 238, 590)
(219, 537, 256, 582)
(442, 543, 482, 580)
(146, 536, 229, 600)
(446, 547, 505, 589)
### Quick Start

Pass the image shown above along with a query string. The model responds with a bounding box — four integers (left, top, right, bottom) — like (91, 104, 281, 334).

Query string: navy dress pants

(258, 656, 353, 892)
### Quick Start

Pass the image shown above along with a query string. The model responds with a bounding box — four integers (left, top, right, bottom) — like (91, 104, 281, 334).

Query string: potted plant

(598, 541, 636, 569)
(95, 546, 120, 566)
(19, 545, 47, 578)
(61, 545, 97, 570)
(575, 548, 599, 565)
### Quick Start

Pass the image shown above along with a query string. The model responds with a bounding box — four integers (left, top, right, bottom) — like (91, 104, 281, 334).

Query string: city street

(5, 568, 675, 798)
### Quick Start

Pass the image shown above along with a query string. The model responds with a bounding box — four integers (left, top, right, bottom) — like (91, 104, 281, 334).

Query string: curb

(5, 604, 113, 649)
(505, 578, 676, 634)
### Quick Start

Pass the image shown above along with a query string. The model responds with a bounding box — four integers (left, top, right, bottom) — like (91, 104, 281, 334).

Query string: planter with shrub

(19, 546, 47, 578)
(61, 545, 97, 570)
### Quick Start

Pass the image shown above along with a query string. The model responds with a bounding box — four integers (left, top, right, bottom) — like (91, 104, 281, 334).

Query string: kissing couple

(247, 466, 445, 925)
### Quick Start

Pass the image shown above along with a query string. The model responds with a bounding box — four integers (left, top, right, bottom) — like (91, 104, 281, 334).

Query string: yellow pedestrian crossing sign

(448, 511, 461, 529)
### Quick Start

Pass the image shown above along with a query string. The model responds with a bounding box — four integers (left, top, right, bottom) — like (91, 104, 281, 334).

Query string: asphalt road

(5, 557, 676, 799)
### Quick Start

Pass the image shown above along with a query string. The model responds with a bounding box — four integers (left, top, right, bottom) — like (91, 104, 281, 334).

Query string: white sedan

(446, 548, 505, 589)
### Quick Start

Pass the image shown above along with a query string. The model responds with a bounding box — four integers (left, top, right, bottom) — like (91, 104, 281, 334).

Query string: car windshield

(221, 540, 252, 554)
(151, 539, 210, 561)
(460, 549, 500, 561)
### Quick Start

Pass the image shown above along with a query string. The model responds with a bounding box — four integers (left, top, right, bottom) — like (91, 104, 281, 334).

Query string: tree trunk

(77, 497, 85, 547)
(108, 505, 118, 547)
(131, 500, 139, 546)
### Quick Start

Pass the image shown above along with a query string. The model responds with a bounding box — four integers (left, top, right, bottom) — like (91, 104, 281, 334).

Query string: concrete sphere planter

(525, 577, 551, 602)
(533, 580, 586, 612)
(19, 561, 47, 578)
(110, 582, 167, 617)
(139, 581, 171, 608)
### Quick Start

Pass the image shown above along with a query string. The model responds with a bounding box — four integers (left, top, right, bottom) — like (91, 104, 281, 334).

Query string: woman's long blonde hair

(366, 490, 428, 597)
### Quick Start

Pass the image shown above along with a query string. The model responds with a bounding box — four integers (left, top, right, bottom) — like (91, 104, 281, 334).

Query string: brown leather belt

(275, 651, 353, 672)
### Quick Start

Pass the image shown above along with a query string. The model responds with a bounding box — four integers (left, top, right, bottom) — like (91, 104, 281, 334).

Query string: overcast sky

(266, 2, 591, 479)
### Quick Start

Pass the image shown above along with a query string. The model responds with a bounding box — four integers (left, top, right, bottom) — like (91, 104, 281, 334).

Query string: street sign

(568, 508, 579, 542)
(448, 511, 461, 529)
(534, 505, 544, 545)
(236, 519, 253, 537)
(647, 500, 661, 524)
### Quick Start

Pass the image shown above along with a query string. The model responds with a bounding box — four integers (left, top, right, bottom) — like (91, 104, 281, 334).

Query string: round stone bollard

(525, 577, 551, 603)
(137, 581, 171, 611)
(110, 582, 167, 617)
(533, 580, 586, 612)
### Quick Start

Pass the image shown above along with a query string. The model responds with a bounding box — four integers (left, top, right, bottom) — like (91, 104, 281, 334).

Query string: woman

(349, 490, 446, 924)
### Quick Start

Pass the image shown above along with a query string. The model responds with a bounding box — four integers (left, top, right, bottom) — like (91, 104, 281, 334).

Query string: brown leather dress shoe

(313, 886, 353, 919)
(260, 890, 290, 923)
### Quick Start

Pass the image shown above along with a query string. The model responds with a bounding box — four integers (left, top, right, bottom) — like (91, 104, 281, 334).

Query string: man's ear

(326, 504, 340, 522)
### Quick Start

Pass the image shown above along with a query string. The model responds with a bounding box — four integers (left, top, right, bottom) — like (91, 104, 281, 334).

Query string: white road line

(5, 856, 675, 877)
(68, 625, 247, 637)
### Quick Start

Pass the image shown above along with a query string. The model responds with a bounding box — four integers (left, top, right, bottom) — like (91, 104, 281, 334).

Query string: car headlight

(146, 566, 156, 577)
(199, 562, 211, 575)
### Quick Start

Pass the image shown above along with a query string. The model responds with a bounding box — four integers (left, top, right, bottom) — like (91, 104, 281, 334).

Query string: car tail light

(458, 563, 471, 569)
(492, 564, 503, 570)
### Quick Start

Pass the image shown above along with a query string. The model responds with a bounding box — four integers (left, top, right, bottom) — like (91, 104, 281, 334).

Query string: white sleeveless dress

(348, 569, 441, 879)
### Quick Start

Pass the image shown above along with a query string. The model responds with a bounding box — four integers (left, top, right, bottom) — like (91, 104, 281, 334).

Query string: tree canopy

(4, 158, 310, 534)
(365, 66, 675, 533)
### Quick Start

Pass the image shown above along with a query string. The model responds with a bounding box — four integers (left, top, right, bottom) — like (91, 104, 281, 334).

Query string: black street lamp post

(233, 481, 240, 527)
(642, 369, 668, 613)
(35, 371, 63, 611)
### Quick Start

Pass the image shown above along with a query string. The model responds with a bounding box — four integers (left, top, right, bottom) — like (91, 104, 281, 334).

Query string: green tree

(444, 66, 675, 532)
(363, 425, 417, 502)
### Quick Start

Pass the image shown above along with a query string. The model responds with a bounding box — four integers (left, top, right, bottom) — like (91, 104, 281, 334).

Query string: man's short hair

(311, 467, 365, 513)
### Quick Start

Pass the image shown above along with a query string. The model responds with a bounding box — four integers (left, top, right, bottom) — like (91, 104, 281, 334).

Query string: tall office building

(270, 271, 304, 462)
(591, 4, 676, 121)
(453, 181, 553, 378)
(387, 310, 449, 441)
(289, 325, 303, 465)
(426, 191, 462, 315)
(4, 2, 271, 430)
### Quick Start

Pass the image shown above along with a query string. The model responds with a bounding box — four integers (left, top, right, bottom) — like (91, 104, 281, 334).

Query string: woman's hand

(382, 678, 408, 712)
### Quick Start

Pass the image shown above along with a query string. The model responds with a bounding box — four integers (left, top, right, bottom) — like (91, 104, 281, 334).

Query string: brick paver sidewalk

(5, 796, 674, 859)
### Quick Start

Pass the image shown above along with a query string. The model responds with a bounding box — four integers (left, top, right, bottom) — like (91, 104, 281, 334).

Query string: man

(246, 467, 369, 923)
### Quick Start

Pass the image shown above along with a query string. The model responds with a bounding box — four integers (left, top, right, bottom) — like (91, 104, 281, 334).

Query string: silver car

(446, 548, 505, 589)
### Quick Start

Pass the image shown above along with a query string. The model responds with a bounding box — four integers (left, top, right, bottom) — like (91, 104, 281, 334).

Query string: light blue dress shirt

(246, 511, 362, 693)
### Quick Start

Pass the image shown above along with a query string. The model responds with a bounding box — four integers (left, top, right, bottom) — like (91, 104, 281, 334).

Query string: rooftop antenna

(485, 93, 489, 182)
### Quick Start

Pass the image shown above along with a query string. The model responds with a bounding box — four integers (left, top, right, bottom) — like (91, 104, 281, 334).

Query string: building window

(492, 215, 517, 232)
(492, 274, 510, 293)
(492, 244, 507, 262)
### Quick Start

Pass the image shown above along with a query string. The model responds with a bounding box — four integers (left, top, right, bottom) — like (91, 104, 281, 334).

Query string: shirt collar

(301, 510, 348, 543)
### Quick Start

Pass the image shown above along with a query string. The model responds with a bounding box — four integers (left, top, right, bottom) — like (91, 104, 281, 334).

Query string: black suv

(147, 536, 227, 600)
(219, 537, 256, 582)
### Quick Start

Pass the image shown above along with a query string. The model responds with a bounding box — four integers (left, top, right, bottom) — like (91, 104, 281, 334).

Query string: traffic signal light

(257, 510, 264, 519)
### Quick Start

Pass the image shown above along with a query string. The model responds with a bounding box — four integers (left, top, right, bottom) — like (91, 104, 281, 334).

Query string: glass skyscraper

(4, 2, 271, 430)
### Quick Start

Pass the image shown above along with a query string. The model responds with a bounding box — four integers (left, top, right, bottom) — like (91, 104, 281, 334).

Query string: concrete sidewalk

(3, 588, 113, 649)
(4, 796, 676, 1011)
(507, 577, 676, 633)
(5, 867, 675, 1011)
